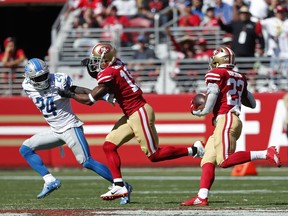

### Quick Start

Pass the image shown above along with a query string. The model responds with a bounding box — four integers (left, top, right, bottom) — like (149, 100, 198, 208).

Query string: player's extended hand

(103, 93, 116, 106)
(81, 58, 90, 66)
(57, 88, 75, 98)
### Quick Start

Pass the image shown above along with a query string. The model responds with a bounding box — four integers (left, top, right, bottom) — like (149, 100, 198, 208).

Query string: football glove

(190, 101, 202, 116)
(57, 88, 75, 98)
(103, 93, 116, 106)
(81, 58, 90, 66)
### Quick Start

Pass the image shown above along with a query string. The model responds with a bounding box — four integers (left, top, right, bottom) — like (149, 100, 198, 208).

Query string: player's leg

(216, 113, 281, 168)
(63, 126, 113, 182)
(181, 135, 216, 206)
(128, 103, 203, 161)
(101, 116, 134, 201)
(19, 130, 63, 198)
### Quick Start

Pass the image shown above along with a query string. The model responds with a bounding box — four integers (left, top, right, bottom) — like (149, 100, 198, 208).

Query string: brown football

(192, 93, 206, 110)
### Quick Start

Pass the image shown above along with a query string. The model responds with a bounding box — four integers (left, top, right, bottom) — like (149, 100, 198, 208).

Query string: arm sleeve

(193, 83, 219, 116)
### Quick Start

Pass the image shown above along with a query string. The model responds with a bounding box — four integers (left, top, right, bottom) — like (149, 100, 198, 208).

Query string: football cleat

(266, 146, 281, 167)
(180, 195, 208, 206)
(37, 179, 61, 199)
(100, 184, 128, 200)
(193, 140, 205, 158)
(119, 182, 133, 205)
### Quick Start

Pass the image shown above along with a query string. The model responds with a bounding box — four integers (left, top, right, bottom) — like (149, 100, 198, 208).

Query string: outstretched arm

(70, 85, 91, 94)
(58, 83, 111, 106)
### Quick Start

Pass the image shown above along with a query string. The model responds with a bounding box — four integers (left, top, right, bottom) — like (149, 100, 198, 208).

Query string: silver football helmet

(24, 58, 50, 90)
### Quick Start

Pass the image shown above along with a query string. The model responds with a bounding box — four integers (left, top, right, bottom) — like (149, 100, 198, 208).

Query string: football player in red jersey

(58, 43, 205, 202)
(181, 46, 282, 207)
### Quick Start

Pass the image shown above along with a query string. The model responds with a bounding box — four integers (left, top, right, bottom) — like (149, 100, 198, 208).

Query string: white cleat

(193, 140, 205, 158)
(100, 185, 128, 200)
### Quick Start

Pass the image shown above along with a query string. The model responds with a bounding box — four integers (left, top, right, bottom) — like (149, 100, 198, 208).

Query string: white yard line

(1, 176, 288, 181)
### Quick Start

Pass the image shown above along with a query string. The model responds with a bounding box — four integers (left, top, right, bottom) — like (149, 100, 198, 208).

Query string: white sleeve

(193, 83, 219, 116)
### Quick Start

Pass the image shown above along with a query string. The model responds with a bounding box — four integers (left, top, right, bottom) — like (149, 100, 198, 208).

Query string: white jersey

(260, 17, 288, 57)
(22, 73, 83, 133)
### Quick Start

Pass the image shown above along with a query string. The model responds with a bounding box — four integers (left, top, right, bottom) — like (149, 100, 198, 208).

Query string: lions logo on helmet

(24, 58, 50, 90)
(209, 46, 235, 69)
(88, 43, 117, 77)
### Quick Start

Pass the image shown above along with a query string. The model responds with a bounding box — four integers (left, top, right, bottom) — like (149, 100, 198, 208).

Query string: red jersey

(97, 59, 146, 116)
(0, 49, 25, 61)
(205, 67, 248, 122)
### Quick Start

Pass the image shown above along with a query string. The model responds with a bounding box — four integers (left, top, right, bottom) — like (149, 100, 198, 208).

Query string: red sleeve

(16, 49, 25, 58)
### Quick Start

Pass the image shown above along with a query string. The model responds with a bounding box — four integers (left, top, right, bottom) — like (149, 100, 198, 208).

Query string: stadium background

(0, 0, 287, 168)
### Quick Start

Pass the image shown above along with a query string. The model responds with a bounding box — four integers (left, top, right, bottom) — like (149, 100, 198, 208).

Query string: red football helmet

(88, 43, 117, 76)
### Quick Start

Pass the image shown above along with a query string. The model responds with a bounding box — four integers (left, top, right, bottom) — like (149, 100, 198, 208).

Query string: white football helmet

(88, 43, 117, 76)
(24, 58, 50, 90)
(209, 46, 235, 69)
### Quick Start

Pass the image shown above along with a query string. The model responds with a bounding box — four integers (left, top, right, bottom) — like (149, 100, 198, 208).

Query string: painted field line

(1, 176, 288, 181)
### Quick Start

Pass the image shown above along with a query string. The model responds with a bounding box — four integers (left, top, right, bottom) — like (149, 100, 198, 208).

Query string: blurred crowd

(1, 0, 288, 94)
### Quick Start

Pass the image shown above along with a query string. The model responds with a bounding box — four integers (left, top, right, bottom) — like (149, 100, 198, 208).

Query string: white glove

(192, 109, 202, 116)
(103, 93, 116, 106)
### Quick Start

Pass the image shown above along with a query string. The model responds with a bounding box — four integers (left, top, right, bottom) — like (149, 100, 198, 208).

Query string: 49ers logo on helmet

(213, 49, 220, 55)
(98, 46, 110, 54)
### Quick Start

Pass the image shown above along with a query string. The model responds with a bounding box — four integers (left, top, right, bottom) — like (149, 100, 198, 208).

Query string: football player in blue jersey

(19, 58, 130, 204)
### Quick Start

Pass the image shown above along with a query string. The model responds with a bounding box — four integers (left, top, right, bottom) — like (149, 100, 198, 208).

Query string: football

(192, 93, 206, 110)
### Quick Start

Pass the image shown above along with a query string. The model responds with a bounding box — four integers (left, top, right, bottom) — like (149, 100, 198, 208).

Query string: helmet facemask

(88, 51, 106, 74)
(88, 43, 117, 76)
(24, 58, 50, 90)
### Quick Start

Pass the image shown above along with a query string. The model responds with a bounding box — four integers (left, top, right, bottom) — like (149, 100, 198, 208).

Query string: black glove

(57, 88, 75, 98)
(81, 58, 90, 66)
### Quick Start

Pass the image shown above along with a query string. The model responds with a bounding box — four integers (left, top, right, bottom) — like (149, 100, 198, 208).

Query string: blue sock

(83, 157, 113, 183)
(19, 145, 49, 176)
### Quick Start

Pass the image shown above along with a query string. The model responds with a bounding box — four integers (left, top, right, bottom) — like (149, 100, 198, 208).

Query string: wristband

(88, 93, 96, 103)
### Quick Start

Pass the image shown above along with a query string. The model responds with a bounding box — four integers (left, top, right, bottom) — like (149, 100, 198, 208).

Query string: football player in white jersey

(20, 58, 115, 199)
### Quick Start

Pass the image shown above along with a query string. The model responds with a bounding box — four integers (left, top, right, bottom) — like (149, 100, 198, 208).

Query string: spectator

(74, 7, 102, 29)
(178, 1, 202, 27)
(141, 0, 170, 26)
(165, 27, 196, 59)
(260, 4, 288, 57)
(192, 0, 205, 20)
(165, 27, 197, 92)
(0, 37, 27, 68)
(129, 34, 159, 90)
(218, 6, 265, 57)
(200, 6, 219, 33)
(260, 4, 288, 72)
(194, 38, 214, 60)
(0, 37, 27, 95)
(101, 5, 131, 47)
(110, 0, 138, 17)
(214, 0, 233, 24)
(232, 0, 248, 20)
(65, 0, 108, 21)
(266, 0, 282, 18)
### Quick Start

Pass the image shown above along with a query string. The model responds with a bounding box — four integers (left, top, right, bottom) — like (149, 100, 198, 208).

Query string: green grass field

(0, 167, 287, 215)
